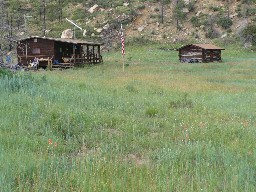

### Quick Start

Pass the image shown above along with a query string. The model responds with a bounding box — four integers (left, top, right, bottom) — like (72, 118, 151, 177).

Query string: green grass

(0, 44, 256, 191)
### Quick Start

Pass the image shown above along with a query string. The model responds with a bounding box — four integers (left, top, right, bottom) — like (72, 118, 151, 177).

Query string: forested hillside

(1, 0, 256, 50)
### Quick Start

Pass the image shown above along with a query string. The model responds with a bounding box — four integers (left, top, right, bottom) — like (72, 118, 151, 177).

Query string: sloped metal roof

(18, 36, 103, 45)
(179, 44, 225, 50)
(193, 44, 225, 50)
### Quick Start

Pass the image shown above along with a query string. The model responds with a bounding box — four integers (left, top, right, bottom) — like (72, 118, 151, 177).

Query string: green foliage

(0, 68, 13, 78)
(126, 36, 153, 46)
(154, 7, 160, 12)
(137, 4, 146, 10)
(163, 0, 171, 4)
(169, 93, 193, 109)
(247, 7, 256, 16)
(187, 0, 196, 12)
(173, 1, 187, 22)
(205, 28, 220, 39)
(72, 8, 85, 20)
(1, 44, 256, 191)
(190, 16, 200, 27)
(87, 0, 124, 8)
(217, 16, 233, 29)
(0, 72, 36, 93)
(209, 5, 222, 12)
(241, 24, 256, 45)
(145, 106, 159, 117)
(46, 3, 60, 21)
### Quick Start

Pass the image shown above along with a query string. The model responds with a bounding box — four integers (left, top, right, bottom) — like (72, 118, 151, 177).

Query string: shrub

(205, 27, 220, 39)
(72, 8, 86, 20)
(190, 16, 200, 27)
(137, 5, 146, 10)
(163, 0, 171, 3)
(187, 0, 196, 12)
(241, 24, 256, 45)
(209, 6, 222, 12)
(217, 17, 233, 29)
(247, 8, 256, 16)
(154, 8, 160, 12)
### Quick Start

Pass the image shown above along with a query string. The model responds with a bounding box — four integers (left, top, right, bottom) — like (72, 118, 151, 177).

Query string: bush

(187, 0, 196, 12)
(241, 24, 256, 45)
(72, 8, 86, 20)
(209, 6, 222, 12)
(248, 8, 256, 16)
(190, 16, 200, 27)
(137, 4, 146, 10)
(217, 17, 233, 29)
(206, 28, 220, 39)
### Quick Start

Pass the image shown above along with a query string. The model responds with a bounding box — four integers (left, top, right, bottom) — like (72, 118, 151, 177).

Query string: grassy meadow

(0, 44, 256, 191)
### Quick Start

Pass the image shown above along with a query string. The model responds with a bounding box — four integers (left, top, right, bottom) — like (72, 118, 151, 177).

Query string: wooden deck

(52, 62, 74, 69)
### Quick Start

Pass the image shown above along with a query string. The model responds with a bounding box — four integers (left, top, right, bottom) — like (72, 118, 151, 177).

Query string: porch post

(98, 45, 101, 63)
(92, 45, 95, 63)
(87, 45, 89, 63)
(73, 44, 76, 65)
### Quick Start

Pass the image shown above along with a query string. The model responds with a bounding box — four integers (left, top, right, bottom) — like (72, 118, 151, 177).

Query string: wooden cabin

(17, 36, 103, 69)
(178, 44, 225, 63)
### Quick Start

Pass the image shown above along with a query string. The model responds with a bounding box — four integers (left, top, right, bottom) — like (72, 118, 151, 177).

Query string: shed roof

(179, 44, 225, 50)
(18, 36, 103, 45)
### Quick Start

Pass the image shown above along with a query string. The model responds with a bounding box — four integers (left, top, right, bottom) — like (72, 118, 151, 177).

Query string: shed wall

(17, 38, 54, 65)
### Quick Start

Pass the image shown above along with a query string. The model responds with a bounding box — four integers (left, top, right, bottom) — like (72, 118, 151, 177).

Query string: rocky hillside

(1, 0, 256, 50)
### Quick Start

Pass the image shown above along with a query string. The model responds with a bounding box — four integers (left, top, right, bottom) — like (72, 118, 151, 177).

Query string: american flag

(120, 24, 125, 56)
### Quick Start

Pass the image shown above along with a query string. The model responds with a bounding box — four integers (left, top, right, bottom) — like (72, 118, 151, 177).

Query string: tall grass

(0, 45, 255, 191)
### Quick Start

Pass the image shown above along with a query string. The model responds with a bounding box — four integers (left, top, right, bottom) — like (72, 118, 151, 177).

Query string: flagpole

(121, 24, 125, 72)
(122, 54, 124, 72)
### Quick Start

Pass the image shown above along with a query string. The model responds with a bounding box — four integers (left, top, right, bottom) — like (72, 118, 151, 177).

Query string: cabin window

(34, 38, 37, 43)
(32, 48, 40, 54)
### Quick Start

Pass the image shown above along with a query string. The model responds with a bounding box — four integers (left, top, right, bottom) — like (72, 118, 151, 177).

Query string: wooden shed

(178, 44, 225, 63)
(17, 36, 103, 68)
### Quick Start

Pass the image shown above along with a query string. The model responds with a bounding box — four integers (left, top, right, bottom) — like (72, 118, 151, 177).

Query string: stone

(138, 26, 145, 32)
(221, 33, 227, 38)
(103, 23, 110, 30)
(96, 28, 103, 33)
(184, 0, 190, 5)
(230, 13, 238, 19)
(244, 42, 252, 48)
(61, 29, 73, 39)
(83, 29, 87, 37)
(196, 11, 201, 17)
(182, 8, 189, 13)
(88, 4, 99, 13)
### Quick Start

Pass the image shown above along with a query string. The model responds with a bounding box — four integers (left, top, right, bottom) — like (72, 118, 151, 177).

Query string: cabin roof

(18, 36, 103, 45)
(179, 44, 225, 50)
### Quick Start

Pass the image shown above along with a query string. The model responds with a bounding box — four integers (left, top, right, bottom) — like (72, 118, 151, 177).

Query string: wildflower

(48, 139, 53, 145)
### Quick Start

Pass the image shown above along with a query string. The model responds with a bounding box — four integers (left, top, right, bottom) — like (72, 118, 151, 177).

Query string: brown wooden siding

(17, 37, 103, 68)
(17, 38, 54, 65)
(178, 45, 223, 63)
